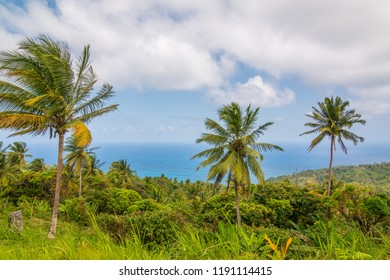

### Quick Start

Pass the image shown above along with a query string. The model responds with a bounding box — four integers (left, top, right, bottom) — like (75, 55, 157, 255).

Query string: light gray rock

(9, 210, 23, 233)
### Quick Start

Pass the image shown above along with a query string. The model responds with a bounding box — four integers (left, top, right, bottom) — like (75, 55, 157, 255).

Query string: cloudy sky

(1, 0, 389, 145)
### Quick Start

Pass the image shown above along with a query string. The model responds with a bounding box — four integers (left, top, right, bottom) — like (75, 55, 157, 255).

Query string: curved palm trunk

(79, 170, 82, 197)
(234, 180, 242, 227)
(326, 136, 335, 218)
(48, 132, 65, 239)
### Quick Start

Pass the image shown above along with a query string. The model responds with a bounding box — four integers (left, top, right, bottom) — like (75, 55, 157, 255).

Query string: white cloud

(1, 0, 390, 113)
(155, 125, 175, 132)
(207, 76, 295, 107)
(349, 86, 390, 115)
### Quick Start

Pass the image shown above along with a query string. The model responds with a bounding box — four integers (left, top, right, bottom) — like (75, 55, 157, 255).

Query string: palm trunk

(79, 170, 82, 197)
(48, 131, 65, 239)
(326, 136, 335, 219)
(234, 180, 242, 227)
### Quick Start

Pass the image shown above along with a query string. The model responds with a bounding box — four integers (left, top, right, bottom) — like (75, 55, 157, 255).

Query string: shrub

(87, 187, 142, 214)
(240, 202, 275, 227)
(127, 207, 185, 247)
(95, 213, 131, 242)
(128, 198, 160, 213)
(17, 198, 51, 219)
(106, 188, 142, 214)
(59, 197, 90, 226)
(95, 207, 186, 247)
(198, 193, 237, 226)
(267, 199, 293, 227)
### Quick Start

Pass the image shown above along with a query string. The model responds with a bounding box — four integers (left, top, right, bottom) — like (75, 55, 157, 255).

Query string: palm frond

(73, 83, 114, 116)
(67, 120, 92, 147)
(76, 104, 119, 123)
(251, 142, 283, 153)
(308, 132, 327, 151)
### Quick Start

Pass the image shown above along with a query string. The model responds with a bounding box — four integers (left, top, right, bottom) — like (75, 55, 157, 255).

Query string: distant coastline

(17, 142, 390, 182)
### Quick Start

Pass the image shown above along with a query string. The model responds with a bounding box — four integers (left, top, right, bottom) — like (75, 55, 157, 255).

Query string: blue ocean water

(25, 142, 390, 182)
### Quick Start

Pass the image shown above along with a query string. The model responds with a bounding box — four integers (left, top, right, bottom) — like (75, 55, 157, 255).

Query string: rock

(9, 210, 23, 233)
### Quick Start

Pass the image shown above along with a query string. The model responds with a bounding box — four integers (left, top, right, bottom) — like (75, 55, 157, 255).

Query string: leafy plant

(264, 234, 292, 260)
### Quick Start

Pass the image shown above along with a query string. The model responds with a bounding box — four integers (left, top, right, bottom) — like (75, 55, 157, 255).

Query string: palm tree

(107, 159, 135, 188)
(64, 137, 98, 197)
(192, 102, 283, 227)
(300, 96, 366, 217)
(0, 141, 16, 188)
(27, 158, 46, 172)
(7, 141, 32, 168)
(89, 154, 105, 176)
(0, 35, 118, 238)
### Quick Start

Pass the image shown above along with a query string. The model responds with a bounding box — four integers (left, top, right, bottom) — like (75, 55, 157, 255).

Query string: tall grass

(0, 199, 388, 260)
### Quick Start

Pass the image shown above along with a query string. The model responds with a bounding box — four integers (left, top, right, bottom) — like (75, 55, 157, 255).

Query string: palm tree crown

(7, 141, 32, 168)
(0, 35, 117, 145)
(300, 96, 366, 154)
(0, 34, 118, 238)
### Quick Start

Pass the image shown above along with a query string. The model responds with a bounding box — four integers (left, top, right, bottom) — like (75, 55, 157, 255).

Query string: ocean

(24, 142, 390, 182)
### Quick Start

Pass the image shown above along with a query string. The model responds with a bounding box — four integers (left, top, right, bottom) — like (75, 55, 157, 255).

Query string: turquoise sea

(25, 142, 390, 182)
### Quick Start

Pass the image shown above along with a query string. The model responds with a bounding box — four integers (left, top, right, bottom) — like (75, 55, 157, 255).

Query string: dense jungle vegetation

(0, 142, 389, 260)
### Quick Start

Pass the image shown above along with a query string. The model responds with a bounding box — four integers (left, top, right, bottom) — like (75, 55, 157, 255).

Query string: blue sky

(0, 0, 389, 146)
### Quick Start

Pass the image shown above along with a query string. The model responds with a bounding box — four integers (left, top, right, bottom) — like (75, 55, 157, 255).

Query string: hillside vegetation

(1, 154, 389, 260)
(268, 162, 390, 192)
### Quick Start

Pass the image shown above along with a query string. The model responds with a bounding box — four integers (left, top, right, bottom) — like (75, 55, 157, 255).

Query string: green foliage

(96, 207, 186, 247)
(240, 202, 274, 227)
(128, 198, 160, 213)
(0, 145, 389, 260)
(269, 162, 390, 192)
(11, 169, 56, 202)
(95, 213, 131, 242)
(198, 193, 237, 225)
(106, 188, 141, 214)
(305, 219, 386, 260)
(128, 208, 186, 248)
(253, 182, 322, 227)
(267, 199, 293, 227)
(333, 183, 390, 234)
(59, 197, 91, 226)
(87, 187, 142, 215)
(17, 198, 51, 219)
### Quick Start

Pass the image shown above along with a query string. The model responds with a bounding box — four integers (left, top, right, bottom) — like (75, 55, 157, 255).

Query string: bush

(96, 207, 186, 247)
(241, 202, 275, 227)
(267, 199, 293, 227)
(198, 193, 237, 226)
(96, 213, 131, 242)
(128, 198, 160, 213)
(17, 198, 51, 219)
(87, 187, 142, 214)
(59, 197, 90, 226)
(254, 182, 322, 228)
(106, 188, 142, 214)
(127, 207, 185, 247)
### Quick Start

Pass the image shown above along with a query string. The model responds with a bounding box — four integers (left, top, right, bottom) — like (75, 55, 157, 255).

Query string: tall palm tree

(64, 137, 97, 197)
(300, 96, 366, 217)
(192, 102, 283, 227)
(0, 35, 118, 238)
(7, 141, 32, 168)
